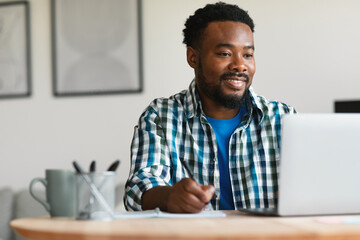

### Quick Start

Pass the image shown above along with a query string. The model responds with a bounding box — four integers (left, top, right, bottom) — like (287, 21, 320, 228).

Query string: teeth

(226, 79, 241, 82)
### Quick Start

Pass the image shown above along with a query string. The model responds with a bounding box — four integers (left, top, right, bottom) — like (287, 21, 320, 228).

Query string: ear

(186, 46, 199, 69)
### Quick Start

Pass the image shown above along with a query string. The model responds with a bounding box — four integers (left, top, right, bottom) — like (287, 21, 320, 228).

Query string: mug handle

(29, 177, 51, 213)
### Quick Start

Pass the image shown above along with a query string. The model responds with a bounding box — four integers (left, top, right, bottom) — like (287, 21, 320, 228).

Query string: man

(124, 2, 296, 213)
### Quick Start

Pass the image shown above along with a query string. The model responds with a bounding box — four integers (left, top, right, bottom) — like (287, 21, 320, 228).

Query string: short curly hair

(183, 2, 255, 48)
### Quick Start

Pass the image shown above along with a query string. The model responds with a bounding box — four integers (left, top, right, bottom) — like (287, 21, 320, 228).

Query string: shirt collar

(184, 79, 202, 119)
(184, 79, 264, 123)
(248, 87, 265, 123)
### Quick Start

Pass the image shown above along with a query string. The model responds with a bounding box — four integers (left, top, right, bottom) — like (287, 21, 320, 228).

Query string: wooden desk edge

(10, 212, 360, 240)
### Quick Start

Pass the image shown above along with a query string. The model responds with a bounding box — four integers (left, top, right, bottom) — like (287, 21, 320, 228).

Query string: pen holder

(76, 172, 115, 221)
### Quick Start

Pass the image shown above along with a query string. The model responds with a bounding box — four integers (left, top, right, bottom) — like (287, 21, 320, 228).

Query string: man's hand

(167, 178, 215, 213)
(142, 178, 215, 213)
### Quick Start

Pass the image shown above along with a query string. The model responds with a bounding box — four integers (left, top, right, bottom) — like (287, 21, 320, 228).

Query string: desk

(10, 211, 360, 240)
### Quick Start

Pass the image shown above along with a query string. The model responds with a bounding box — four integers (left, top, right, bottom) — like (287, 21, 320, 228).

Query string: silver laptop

(240, 113, 360, 216)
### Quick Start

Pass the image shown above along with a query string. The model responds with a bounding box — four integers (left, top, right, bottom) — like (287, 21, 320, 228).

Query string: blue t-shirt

(206, 107, 246, 210)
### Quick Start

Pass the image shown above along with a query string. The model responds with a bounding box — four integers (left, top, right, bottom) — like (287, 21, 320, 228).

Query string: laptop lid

(278, 113, 360, 216)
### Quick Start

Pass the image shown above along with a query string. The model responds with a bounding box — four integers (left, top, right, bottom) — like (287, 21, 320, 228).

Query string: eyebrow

(216, 43, 255, 50)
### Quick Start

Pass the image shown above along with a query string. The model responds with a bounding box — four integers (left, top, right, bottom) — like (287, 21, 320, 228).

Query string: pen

(181, 159, 195, 180)
(180, 160, 215, 211)
(88, 160, 96, 212)
(107, 160, 120, 172)
(89, 160, 96, 172)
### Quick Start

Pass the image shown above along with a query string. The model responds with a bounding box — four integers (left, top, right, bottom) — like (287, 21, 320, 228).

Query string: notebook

(114, 208, 226, 219)
(240, 113, 360, 216)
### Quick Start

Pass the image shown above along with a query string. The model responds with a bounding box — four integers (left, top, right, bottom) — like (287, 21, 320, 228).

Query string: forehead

(201, 21, 254, 48)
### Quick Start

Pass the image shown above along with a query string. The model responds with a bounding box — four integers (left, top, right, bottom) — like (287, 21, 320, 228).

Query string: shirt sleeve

(124, 106, 172, 211)
(287, 105, 297, 114)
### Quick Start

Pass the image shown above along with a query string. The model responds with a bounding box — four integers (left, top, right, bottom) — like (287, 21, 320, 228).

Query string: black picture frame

(0, 1, 31, 99)
(334, 100, 360, 113)
(51, 0, 143, 97)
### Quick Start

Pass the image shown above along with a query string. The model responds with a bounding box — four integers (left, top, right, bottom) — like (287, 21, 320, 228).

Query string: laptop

(240, 113, 360, 216)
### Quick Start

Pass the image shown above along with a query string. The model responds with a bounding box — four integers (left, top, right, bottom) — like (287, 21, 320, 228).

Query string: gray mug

(29, 169, 76, 217)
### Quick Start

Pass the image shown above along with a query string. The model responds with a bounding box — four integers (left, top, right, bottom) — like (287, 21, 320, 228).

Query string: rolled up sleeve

(124, 107, 172, 211)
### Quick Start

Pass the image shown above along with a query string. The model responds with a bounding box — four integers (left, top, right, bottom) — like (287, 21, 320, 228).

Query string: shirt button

(213, 157, 217, 162)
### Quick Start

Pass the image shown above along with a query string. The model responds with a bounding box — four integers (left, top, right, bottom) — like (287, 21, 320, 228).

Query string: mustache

(220, 72, 249, 82)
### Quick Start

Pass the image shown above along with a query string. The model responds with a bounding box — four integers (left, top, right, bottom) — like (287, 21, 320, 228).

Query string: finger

(168, 179, 210, 213)
(167, 189, 204, 213)
(177, 191, 208, 212)
(182, 179, 210, 203)
(200, 185, 215, 201)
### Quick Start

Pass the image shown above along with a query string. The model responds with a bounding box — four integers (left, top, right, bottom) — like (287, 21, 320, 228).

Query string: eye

(244, 53, 253, 59)
(217, 52, 231, 57)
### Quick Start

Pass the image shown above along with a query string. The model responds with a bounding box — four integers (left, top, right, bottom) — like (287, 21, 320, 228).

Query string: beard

(196, 62, 250, 110)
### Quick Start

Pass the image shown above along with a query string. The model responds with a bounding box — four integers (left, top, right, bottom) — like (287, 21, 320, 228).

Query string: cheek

(201, 62, 222, 80)
(203, 59, 228, 77)
(248, 62, 256, 77)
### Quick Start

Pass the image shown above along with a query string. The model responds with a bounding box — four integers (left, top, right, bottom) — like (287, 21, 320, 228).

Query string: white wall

(1, 0, 360, 190)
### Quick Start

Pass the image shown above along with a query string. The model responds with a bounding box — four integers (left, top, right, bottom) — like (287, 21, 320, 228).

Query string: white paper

(114, 208, 226, 219)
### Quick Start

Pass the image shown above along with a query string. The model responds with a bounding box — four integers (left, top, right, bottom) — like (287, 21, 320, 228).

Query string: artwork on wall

(51, 0, 143, 96)
(0, 1, 31, 99)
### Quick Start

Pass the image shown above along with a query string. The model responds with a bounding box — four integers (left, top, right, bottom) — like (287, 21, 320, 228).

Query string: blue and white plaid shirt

(124, 80, 296, 211)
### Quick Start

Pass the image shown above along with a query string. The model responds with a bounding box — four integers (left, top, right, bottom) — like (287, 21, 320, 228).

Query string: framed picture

(0, 1, 31, 98)
(51, 0, 143, 96)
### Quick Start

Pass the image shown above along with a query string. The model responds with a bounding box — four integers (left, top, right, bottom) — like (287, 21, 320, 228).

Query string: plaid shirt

(124, 80, 296, 211)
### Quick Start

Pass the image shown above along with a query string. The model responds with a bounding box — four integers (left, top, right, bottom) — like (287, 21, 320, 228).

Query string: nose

(228, 55, 247, 72)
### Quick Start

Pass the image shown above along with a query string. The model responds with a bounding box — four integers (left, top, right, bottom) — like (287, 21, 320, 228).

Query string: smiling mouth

(223, 78, 247, 90)
(221, 72, 249, 81)
(224, 78, 248, 83)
